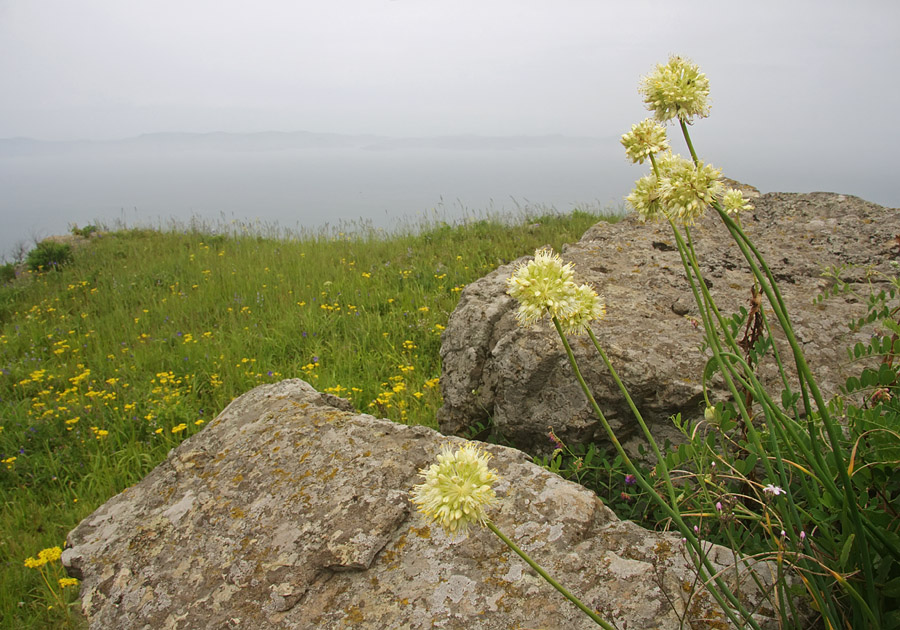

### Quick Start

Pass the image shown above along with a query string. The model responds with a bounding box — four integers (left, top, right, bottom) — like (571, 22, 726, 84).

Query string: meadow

(0, 209, 611, 629)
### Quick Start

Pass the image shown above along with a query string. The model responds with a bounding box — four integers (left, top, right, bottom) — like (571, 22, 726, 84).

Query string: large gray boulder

(63, 379, 787, 629)
(437, 191, 900, 455)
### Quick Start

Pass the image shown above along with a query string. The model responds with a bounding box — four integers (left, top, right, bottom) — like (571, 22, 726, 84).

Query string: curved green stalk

(712, 205, 882, 618)
(486, 521, 616, 629)
(551, 317, 761, 630)
(667, 220, 850, 624)
(680, 119, 700, 165)
(585, 328, 678, 507)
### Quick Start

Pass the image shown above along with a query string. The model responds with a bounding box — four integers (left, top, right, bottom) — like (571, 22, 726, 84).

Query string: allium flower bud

(621, 118, 670, 164)
(721, 188, 754, 215)
(639, 55, 711, 123)
(411, 443, 499, 537)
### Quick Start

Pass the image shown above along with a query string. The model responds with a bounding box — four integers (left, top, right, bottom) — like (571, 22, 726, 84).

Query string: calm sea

(0, 145, 635, 257)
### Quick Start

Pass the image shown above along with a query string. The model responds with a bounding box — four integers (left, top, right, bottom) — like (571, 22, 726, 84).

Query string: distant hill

(0, 131, 613, 156)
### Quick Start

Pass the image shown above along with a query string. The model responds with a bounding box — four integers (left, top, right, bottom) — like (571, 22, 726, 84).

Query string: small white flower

(763, 484, 786, 496)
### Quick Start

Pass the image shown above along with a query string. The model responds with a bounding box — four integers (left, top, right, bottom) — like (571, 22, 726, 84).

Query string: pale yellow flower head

(506, 249, 579, 326)
(639, 56, 711, 123)
(621, 118, 670, 164)
(411, 442, 499, 537)
(507, 249, 605, 334)
(627, 153, 723, 225)
(721, 188, 754, 215)
(558, 284, 606, 336)
(626, 173, 663, 222)
(656, 152, 724, 225)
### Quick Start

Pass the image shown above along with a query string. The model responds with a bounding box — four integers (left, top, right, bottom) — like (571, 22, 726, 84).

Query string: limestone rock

(64, 379, 785, 629)
(437, 192, 900, 455)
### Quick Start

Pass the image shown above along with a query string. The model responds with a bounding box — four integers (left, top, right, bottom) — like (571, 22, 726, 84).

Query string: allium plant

(514, 55, 898, 629)
(413, 55, 900, 629)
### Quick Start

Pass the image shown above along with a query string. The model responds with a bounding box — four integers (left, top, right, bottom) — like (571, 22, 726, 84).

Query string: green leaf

(880, 362, 897, 386)
(882, 576, 900, 599)
(883, 318, 900, 336)
(702, 357, 719, 383)
(781, 389, 799, 411)
(884, 609, 900, 630)
(839, 533, 856, 569)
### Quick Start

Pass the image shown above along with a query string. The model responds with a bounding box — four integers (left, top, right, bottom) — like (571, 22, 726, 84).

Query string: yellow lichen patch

(380, 533, 408, 565)
(410, 525, 431, 539)
(231, 506, 245, 519)
(344, 605, 364, 623)
(316, 467, 338, 482)
(231, 474, 244, 484)
(653, 539, 673, 559)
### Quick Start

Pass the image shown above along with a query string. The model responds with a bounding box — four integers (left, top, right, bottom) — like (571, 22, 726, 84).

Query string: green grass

(0, 208, 615, 629)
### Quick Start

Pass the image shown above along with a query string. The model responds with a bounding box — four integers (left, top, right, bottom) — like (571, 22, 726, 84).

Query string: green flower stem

(550, 317, 760, 630)
(711, 206, 883, 622)
(585, 328, 678, 507)
(678, 224, 815, 529)
(669, 223, 774, 478)
(679, 119, 700, 165)
(667, 223, 839, 622)
(649, 151, 661, 179)
(485, 521, 616, 629)
(675, 226, 830, 604)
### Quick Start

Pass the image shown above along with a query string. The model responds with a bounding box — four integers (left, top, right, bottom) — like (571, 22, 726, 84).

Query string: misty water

(0, 143, 636, 258)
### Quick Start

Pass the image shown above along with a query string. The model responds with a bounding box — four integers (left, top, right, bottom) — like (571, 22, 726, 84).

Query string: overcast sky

(1, 0, 899, 222)
(1, 1, 896, 139)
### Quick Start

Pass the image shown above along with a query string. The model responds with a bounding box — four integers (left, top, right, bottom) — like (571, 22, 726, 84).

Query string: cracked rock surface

(65, 379, 785, 629)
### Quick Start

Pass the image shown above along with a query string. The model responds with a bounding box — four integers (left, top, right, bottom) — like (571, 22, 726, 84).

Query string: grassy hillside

(0, 209, 613, 628)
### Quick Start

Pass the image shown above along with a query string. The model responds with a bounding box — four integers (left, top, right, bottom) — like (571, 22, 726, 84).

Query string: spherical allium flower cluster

(626, 173, 663, 222)
(560, 283, 607, 335)
(639, 55, 711, 123)
(411, 442, 499, 537)
(627, 152, 724, 225)
(621, 118, 670, 164)
(506, 249, 605, 334)
(656, 153, 724, 224)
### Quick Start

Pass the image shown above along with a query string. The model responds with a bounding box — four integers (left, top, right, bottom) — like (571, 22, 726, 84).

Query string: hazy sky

(2, 1, 897, 143)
